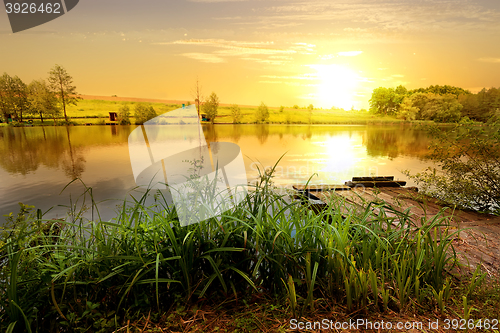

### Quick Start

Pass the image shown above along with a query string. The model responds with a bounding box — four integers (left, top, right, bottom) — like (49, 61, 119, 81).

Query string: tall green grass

(0, 166, 483, 332)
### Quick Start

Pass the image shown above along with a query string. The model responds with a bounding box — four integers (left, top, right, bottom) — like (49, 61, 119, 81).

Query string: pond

(0, 124, 435, 222)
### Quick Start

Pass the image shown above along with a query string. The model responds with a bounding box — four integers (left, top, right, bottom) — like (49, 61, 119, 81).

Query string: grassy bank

(15, 98, 406, 125)
(1, 166, 497, 332)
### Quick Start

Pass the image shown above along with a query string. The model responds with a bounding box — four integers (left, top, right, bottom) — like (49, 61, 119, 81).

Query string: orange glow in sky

(1, 0, 499, 109)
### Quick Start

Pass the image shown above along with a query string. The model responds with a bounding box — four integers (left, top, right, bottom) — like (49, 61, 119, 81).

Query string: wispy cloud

(261, 74, 315, 80)
(478, 57, 500, 63)
(181, 53, 225, 63)
(338, 51, 362, 57)
(258, 0, 500, 35)
(157, 38, 299, 63)
(160, 39, 295, 55)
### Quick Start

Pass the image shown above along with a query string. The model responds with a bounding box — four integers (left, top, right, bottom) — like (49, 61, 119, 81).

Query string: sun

(309, 64, 359, 110)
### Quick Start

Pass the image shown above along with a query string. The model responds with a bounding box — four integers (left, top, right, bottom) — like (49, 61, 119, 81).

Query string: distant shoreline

(78, 94, 261, 109)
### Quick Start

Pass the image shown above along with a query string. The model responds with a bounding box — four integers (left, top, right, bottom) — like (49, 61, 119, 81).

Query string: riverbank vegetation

(369, 84, 500, 123)
(3, 66, 498, 126)
(1, 168, 498, 332)
(404, 118, 500, 215)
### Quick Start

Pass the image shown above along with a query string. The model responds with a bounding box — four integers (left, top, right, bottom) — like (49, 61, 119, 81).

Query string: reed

(0, 164, 487, 331)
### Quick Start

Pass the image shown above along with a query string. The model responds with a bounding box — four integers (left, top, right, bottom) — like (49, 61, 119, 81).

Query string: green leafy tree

(117, 104, 131, 125)
(404, 119, 500, 214)
(0, 73, 14, 121)
(134, 104, 157, 125)
(230, 104, 242, 124)
(397, 96, 418, 121)
(369, 87, 399, 115)
(418, 93, 462, 122)
(8, 75, 29, 122)
(202, 92, 219, 124)
(307, 104, 314, 123)
(255, 102, 269, 123)
(409, 84, 471, 98)
(48, 64, 79, 122)
(0, 73, 29, 122)
(279, 106, 284, 112)
(397, 92, 462, 122)
(28, 79, 60, 124)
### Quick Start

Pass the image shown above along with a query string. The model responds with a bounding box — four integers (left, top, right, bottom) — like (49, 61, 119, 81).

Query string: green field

(60, 99, 405, 125)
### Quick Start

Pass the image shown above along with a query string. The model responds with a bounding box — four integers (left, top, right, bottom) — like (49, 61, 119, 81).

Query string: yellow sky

(1, 0, 500, 109)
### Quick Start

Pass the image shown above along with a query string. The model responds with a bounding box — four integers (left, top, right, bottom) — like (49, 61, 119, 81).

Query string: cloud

(261, 74, 315, 80)
(162, 39, 295, 56)
(478, 57, 500, 63)
(392, 74, 404, 77)
(338, 51, 362, 57)
(158, 38, 300, 64)
(181, 53, 225, 63)
(259, 0, 500, 35)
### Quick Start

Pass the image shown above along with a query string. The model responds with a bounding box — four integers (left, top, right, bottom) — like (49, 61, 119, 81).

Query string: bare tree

(191, 78, 203, 117)
(48, 64, 79, 122)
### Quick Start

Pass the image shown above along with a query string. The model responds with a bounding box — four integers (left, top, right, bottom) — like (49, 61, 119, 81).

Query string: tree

(409, 85, 471, 98)
(202, 92, 219, 124)
(28, 79, 60, 124)
(0, 73, 29, 123)
(397, 92, 462, 122)
(369, 87, 399, 115)
(0, 73, 13, 121)
(279, 106, 284, 113)
(117, 104, 131, 125)
(134, 104, 157, 125)
(404, 119, 500, 214)
(9, 75, 29, 122)
(397, 96, 418, 121)
(48, 64, 78, 122)
(255, 102, 269, 123)
(230, 104, 242, 124)
(307, 104, 314, 123)
(191, 78, 203, 118)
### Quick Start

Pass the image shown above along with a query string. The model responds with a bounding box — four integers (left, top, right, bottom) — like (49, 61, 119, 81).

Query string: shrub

(255, 102, 269, 123)
(230, 104, 241, 124)
(117, 105, 131, 125)
(404, 119, 500, 214)
(134, 104, 157, 125)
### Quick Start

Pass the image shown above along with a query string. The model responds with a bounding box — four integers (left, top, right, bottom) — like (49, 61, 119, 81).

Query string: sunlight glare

(309, 64, 359, 110)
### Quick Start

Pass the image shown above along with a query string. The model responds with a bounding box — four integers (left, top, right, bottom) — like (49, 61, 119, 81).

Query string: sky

(1, 0, 500, 110)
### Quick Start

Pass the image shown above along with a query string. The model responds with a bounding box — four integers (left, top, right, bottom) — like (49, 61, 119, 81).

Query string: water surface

(0, 124, 434, 221)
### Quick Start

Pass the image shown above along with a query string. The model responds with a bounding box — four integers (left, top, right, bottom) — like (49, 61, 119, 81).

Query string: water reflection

(0, 124, 433, 220)
(0, 126, 66, 175)
(362, 125, 431, 158)
(0, 124, 431, 177)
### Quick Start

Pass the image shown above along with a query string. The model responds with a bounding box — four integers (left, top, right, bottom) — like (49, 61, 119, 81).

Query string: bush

(255, 102, 269, 123)
(117, 105, 131, 125)
(134, 104, 157, 125)
(404, 119, 500, 214)
(202, 92, 219, 124)
(230, 104, 241, 124)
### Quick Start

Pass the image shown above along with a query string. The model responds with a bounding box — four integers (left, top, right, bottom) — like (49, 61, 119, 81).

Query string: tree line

(369, 84, 500, 122)
(0, 65, 78, 124)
